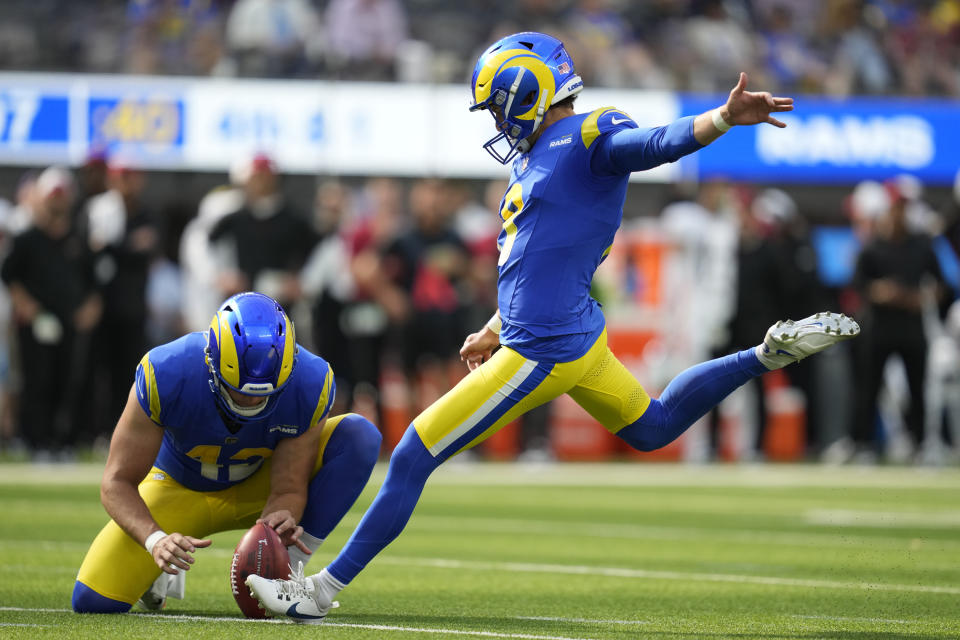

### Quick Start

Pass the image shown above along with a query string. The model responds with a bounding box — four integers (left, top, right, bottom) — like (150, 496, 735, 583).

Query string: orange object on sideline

(762, 369, 807, 461)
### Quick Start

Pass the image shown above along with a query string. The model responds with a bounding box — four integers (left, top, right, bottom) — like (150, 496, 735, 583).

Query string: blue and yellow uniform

(137, 333, 334, 491)
(74, 333, 380, 609)
(325, 107, 769, 584)
(415, 108, 701, 461)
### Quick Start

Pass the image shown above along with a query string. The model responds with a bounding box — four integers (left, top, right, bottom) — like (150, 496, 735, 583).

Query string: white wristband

(712, 108, 732, 132)
(144, 530, 167, 554)
(485, 313, 502, 335)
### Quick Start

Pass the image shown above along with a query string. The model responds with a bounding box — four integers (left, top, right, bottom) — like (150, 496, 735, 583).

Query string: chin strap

(218, 383, 268, 417)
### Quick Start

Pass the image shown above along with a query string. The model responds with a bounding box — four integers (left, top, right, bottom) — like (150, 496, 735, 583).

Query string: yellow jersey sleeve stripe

(581, 107, 632, 150)
(139, 354, 162, 423)
(310, 367, 335, 428)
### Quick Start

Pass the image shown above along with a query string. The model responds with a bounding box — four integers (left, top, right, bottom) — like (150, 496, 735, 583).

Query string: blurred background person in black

(1, 167, 101, 459)
(84, 157, 160, 440)
(852, 181, 947, 461)
(208, 153, 317, 311)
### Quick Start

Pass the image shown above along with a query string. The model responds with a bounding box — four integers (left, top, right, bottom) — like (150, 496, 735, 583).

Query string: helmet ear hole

(520, 90, 536, 107)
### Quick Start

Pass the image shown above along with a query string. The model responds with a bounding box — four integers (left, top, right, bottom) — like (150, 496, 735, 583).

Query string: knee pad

(71, 581, 131, 614)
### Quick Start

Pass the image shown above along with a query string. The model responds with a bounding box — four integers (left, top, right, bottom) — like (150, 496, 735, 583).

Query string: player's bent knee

(334, 413, 382, 468)
(71, 581, 132, 614)
(616, 400, 670, 452)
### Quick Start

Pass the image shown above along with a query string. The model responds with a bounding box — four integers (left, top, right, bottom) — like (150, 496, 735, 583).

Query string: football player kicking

(247, 32, 859, 623)
(72, 292, 381, 614)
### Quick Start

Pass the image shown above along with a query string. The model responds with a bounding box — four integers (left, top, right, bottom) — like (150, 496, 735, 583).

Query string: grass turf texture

(1, 462, 959, 639)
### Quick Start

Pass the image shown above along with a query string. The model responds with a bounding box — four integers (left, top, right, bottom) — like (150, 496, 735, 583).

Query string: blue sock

(300, 414, 382, 540)
(327, 426, 439, 584)
(71, 581, 131, 614)
(617, 348, 766, 452)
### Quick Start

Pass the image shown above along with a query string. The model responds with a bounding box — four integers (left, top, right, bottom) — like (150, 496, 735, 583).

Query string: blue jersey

(134, 332, 335, 492)
(496, 107, 700, 362)
(496, 107, 636, 362)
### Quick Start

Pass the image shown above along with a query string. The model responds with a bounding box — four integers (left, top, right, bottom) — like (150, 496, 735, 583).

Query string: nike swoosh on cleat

(775, 349, 795, 356)
(286, 603, 325, 620)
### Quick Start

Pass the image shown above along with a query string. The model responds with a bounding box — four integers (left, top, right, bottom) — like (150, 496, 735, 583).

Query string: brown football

(229, 522, 290, 618)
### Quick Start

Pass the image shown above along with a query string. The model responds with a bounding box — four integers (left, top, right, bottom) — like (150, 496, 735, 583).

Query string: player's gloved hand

(258, 513, 311, 555)
(150, 532, 212, 575)
(460, 326, 500, 371)
(722, 72, 794, 128)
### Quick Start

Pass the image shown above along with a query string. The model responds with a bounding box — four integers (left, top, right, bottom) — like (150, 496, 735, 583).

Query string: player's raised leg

(612, 312, 859, 451)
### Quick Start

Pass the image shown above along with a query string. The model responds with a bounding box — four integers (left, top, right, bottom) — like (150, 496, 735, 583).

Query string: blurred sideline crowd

(1, 152, 959, 465)
(1, 0, 960, 96)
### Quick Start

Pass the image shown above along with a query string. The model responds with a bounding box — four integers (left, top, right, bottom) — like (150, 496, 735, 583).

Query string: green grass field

(1, 461, 959, 639)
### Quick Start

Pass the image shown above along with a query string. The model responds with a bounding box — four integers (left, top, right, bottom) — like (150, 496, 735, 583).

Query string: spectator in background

(208, 153, 317, 310)
(884, 1, 959, 96)
(757, 3, 829, 93)
(73, 151, 109, 219)
(324, 0, 408, 80)
(685, 0, 758, 92)
(563, 0, 671, 89)
(341, 177, 407, 420)
(225, 0, 322, 77)
(301, 179, 357, 416)
(1, 167, 101, 459)
(721, 186, 783, 459)
(754, 188, 834, 451)
(85, 157, 160, 434)
(382, 178, 470, 410)
(179, 166, 245, 332)
(0, 201, 14, 451)
(659, 181, 738, 461)
(9, 170, 39, 235)
(124, 0, 228, 75)
(852, 181, 946, 460)
(822, 0, 893, 95)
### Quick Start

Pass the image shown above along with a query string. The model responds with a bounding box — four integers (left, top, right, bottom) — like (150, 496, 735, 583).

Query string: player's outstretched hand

(724, 72, 794, 128)
(460, 326, 500, 371)
(258, 513, 311, 555)
(151, 532, 212, 575)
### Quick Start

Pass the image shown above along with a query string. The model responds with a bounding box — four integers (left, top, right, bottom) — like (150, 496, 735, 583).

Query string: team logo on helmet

(469, 32, 584, 164)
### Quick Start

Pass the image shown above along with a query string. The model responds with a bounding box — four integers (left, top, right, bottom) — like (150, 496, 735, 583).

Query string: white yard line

(515, 616, 649, 626)
(0, 607, 599, 640)
(378, 556, 960, 595)
(791, 614, 912, 624)
(804, 509, 960, 528)
(0, 622, 57, 627)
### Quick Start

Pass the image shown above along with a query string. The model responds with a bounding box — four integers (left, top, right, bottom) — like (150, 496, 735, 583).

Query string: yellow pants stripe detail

(411, 329, 652, 460)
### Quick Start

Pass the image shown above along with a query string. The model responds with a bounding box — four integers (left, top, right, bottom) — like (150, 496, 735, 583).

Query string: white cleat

(245, 562, 331, 624)
(756, 311, 860, 370)
(137, 571, 185, 611)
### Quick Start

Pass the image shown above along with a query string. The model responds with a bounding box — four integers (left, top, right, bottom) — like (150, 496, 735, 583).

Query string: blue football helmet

(469, 32, 583, 164)
(205, 292, 297, 422)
